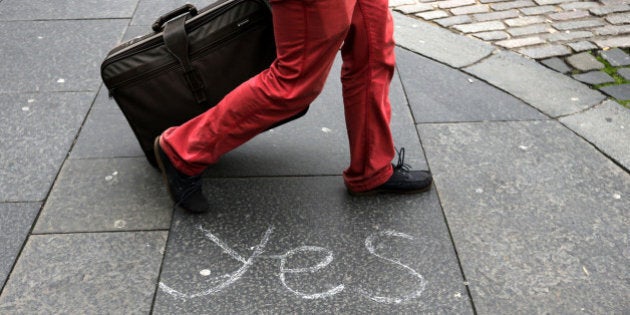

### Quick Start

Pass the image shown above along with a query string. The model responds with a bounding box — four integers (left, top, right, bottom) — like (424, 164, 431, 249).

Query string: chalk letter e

(278, 246, 345, 299)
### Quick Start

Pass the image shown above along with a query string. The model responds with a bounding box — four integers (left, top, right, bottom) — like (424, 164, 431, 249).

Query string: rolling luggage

(101, 0, 307, 167)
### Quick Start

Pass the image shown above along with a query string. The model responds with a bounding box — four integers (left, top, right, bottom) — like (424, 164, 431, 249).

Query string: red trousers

(161, 0, 396, 192)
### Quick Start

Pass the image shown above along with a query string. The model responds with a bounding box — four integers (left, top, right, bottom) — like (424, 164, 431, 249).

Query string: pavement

(0, 0, 628, 314)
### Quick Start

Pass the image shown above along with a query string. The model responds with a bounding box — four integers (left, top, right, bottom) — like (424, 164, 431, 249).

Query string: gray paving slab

(153, 177, 472, 313)
(70, 88, 144, 159)
(393, 12, 495, 68)
(618, 67, 630, 80)
(464, 50, 606, 117)
(205, 54, 427, 178)
(0, 0, 138, 20)
(418, 120, 630, 314)
(0, 20, 127, 93)
(594, 35, 630, 49)
(454, 21, 506, 34)
(517, 44, 572, 59)
(473, 30, 510, 41)
(560, 100, 630, 169)
(0, 232, 167, 313)
(567, 40, 598, 52)
(0, 92, 94, 202)
(0, 203, 40, 289)
(33, 158, 171, 233)
(540, 57, 572, 74)
(600, 47, 630, 66)
(131, 0, 217, 26)
(566, 52, 605, 71)
(417, 10, 449, 20)
(600, 83, 630, 100)
(396, 48, 546, 123)
(572, 71, 616, 85)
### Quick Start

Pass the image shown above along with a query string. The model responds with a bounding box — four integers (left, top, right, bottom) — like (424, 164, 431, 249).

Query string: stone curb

(394, 12, 628, 170)
(560, 100, 630, 169)
(394, 12, 495, 68)
(463, 50, 606, 117)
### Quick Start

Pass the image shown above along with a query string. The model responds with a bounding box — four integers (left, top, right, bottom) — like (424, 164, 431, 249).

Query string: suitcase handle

(152, 4, 198, 32)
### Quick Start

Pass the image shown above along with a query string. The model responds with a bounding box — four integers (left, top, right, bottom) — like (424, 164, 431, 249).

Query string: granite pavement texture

(0, 0, 628, 314)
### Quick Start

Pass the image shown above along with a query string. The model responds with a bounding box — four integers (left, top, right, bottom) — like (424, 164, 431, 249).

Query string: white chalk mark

(57, 78, 65, 83)
(358, 230, 427, 304)
(28, 99, 35, 103)
(198, 225, 247, 264)
(612, 193, 621, 200)
(278, 246, 344, 299)
(22, 107, 29, 112)
(475, 188, 484, 194)
(200, 269, 211, 276)
(160, 226, 274, 300)
(159, 282, 186, 299)
(582, 266, 590, 276)
(280, 246, 334, 273)
(321, 127, 332, 133)
(114, 220, 126, 229)
(518, 145, 529, 151)
(258, 254, 285, 260)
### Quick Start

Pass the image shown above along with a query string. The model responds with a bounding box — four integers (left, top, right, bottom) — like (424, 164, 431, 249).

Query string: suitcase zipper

(108, 15, 267, 93)
(101, 0, 266, 72)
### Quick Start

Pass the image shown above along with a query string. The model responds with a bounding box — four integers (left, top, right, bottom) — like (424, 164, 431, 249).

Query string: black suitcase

(101, 0, 306, 167)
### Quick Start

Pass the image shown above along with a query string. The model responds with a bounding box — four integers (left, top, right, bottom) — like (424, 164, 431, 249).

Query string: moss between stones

(590, 50, 630, 108)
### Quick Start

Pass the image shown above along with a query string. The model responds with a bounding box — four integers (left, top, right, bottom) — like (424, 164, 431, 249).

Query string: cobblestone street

(390, 0, 630, 104)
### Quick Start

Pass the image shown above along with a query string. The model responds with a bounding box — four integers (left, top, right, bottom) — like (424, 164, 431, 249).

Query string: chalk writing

(357, 230, 426, 304)
(159, 225, 426, 304)
(278, 246, 345, 299)
(159, 226, 274, 299)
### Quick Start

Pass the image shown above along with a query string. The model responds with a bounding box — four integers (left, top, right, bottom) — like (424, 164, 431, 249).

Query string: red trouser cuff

(343, 164, 393, 192)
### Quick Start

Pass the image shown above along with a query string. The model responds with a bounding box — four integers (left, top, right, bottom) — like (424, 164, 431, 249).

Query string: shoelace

(394, 147, 411, 172)
(173, 174, 203, 211)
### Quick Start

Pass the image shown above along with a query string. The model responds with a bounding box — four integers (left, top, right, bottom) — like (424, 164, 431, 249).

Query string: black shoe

(348, 148, 433, 196)
(154, 137, 210, 213)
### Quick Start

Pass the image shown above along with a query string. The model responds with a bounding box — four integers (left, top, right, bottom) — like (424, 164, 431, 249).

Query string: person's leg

(160, 0, 355, 176)
(340, 0, 396, 192)
(341, 0, 432, 194)
(155, 0, 356, 212)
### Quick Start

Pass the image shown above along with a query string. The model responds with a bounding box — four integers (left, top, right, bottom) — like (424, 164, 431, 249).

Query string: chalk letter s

(358, 230, 427, 304)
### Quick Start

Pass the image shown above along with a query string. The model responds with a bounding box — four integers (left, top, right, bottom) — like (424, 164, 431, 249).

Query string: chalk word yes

(159, 225, 426, 304)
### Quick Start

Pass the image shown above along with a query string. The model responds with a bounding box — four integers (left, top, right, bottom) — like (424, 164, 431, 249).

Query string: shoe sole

(154, 137, 177, 204)
(347, 182, 432, 196)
